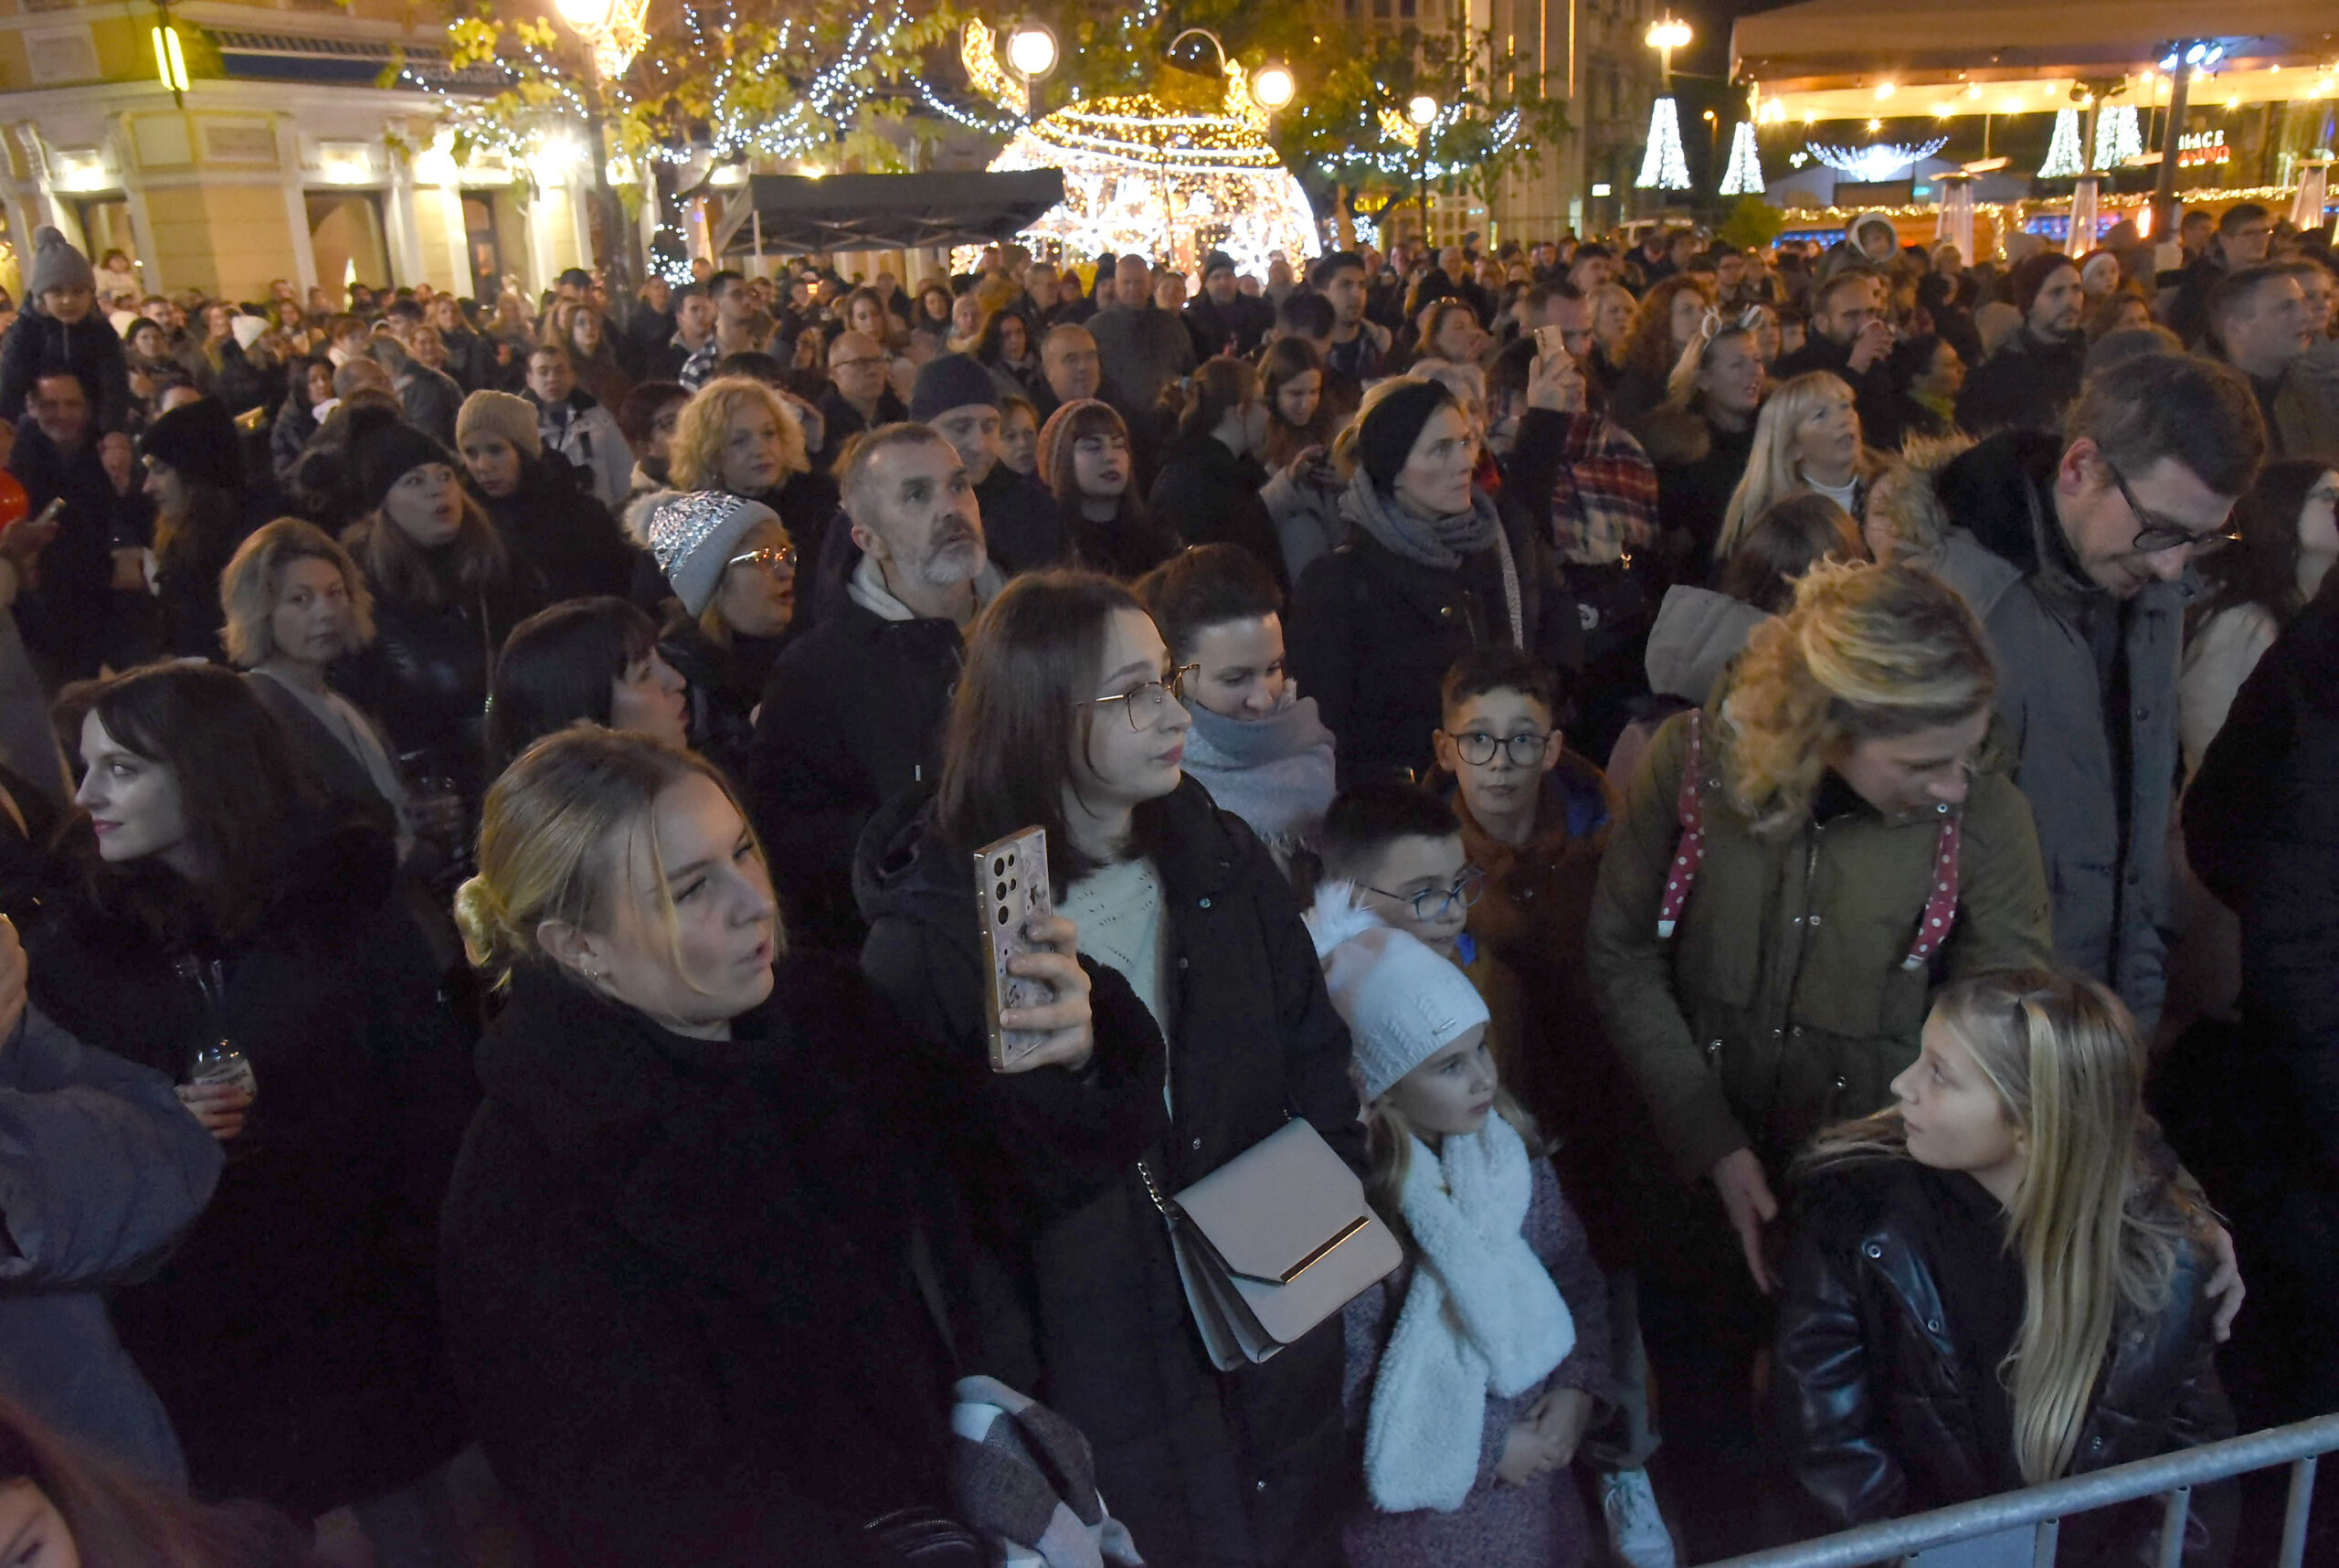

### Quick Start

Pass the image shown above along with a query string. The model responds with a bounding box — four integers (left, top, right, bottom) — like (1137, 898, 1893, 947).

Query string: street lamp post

(1005, 19, 1059, 120)
(554, 0, 646, 298)
(1645, 13, 1690, 93)
(1407, 93, 1439, 248)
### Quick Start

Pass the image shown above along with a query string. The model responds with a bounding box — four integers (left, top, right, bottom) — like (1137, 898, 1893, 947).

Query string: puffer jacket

(854, 777, 1363, 1568)
(1644, 585, 1770, 706)
(1934, 431, 2184, 1026)
(1586, 705, 2055, 1183)
(1778, 1158, 2235, 1566)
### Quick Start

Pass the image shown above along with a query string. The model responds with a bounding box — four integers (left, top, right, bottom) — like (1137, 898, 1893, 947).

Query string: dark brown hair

(1169, 355, 1257, 442)
(1259, 335, 1332, 469)
(58, 662, 320, 934)
(1719, 492, 1866, 614)
(1439, 644, 1561, 725)
(936, 570, 1162, 890)
(485, 597, 661, 775)
(2189, 459, 2334, 636)
(1135, 542, 1282, 662)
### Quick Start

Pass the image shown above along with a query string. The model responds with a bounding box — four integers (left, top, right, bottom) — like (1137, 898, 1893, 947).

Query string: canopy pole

(2149, 64, 2193, 243)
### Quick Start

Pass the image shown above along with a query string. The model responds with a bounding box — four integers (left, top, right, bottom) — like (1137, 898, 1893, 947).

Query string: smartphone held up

(976, 827, 1057, 1071)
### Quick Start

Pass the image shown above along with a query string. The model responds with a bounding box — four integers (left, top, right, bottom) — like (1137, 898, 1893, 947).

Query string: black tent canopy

(712, 170, 1066, 256)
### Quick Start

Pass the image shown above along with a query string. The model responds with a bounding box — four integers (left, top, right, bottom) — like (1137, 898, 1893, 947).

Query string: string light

(1635, 97, 1691, 190)
(2092, 103, 2143, 168)
(1720, 120, 1765, 195)
(1807, 137, 1948, 181)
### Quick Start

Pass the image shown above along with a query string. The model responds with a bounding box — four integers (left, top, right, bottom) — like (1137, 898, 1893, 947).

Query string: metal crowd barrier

(1698, 1412, 2339, 1568)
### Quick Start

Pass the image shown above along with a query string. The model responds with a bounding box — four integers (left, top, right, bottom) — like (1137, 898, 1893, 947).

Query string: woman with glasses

(1586, 562, 2054, 1561)
(856, 569, 1364, 1568)
(644, 492, 798, 779)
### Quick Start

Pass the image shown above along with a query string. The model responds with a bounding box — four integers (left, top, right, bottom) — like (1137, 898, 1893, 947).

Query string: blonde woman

(1585, 561, 2053, 1559)
(1780, 970, 2234, 1563)
(438, 727, 978, 1564)
(1714, 371, 1882, 563)
(667, 374, 832, 564)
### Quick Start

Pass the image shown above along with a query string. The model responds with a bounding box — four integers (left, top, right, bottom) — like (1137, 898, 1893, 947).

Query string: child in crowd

(1136, 543, 1335, 877)
(0, 228, 131, 433)
(1307, 887, 1613, 1566)
(1430, 644, 1678, 1568)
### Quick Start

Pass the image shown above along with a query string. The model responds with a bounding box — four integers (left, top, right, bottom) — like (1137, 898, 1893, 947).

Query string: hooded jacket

(0, 1007, 222, 1484)
(1932, 430, 2183, 1025)
(1586, 705, 2055, 1183)
(853, 778, 1363, 1568)
(12, 817, 472, 1512)
(439, 957, 964, 1567)
(1644, 585, 1771, 706)
(1779, 1159, 2234, 1566)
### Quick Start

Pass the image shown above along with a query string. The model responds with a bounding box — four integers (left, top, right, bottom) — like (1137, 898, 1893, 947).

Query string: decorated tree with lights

(1718, 119, 1764, 196)
(410, 0, 957, 280)
(2038, 106, 2086, 179)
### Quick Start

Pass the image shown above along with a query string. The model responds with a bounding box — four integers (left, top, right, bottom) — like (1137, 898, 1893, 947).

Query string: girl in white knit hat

(1308, 882, 1616, 1568)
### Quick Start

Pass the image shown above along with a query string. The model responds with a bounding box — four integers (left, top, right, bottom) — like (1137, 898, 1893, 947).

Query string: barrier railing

(1698, 1412, 2339, 1568)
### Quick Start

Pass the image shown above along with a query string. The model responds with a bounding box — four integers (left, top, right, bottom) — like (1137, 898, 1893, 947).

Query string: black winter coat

(1147, 432, 1288, 592)
(477, 457, 640, 605)
(1778, 1160, 2234, 1567)
(10, 819, 473, 1513)
(0, 307, 132, 432)
(746, 598, 965, 951)
(974, 463, 1071, 577)
(5, 419, 147, 680)
(335, 545, 545, 803)
(439, 958, 964, 1568)
(1286, 495, 1566, 787)
(1953, 330, 2087, 438)
(855, 778, 1363, 1568)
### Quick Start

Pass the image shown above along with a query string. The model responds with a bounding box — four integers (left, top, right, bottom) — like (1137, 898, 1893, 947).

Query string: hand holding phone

(1532, 323, 1572, 368)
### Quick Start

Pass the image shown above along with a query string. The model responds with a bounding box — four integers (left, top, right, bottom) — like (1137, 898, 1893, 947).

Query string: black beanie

(1357, 378, 1455, 493)
(138, 397, 244, 493)
(355, 421, 457, 514)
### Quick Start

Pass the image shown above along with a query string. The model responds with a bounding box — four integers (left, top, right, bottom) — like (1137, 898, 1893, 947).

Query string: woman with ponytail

(1584, 561, 2054, 1559)
(1143, 355, 1289, 588)
(439, 727, 979, 1566)
(1780, 970, 2233, 1564)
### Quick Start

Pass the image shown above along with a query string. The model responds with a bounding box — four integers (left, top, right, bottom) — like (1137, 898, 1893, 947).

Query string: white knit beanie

(1306, 882, 1489, 1102)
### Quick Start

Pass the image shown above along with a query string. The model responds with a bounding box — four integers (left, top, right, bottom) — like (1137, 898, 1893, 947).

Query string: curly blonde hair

(668, 376, 808, 493)
(1720, 560, 1995, 836)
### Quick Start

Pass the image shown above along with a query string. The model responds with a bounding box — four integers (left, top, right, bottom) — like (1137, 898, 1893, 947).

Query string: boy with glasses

(1936, 350, 2266, 1028)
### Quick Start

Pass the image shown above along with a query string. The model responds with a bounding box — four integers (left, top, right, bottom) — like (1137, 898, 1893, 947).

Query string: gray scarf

(1339, 469, 1523, 644)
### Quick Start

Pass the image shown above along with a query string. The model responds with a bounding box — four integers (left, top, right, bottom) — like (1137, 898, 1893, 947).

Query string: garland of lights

(1635, 98, 1690, 191)
(1807, 137, 1949, 182)
(1720, 120, 1764, 196)
(984, 88, 1319, 276)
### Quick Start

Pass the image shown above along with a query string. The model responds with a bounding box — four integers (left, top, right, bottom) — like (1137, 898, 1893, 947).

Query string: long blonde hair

(1717, 371, 1879, 561)
(1801, 971, 2193, 1485)
(668, 376, 809, 493)
(453, 726, 785, 989)
(1365, 1088, 1544, 1257)
(1720, 560, 1995, 836)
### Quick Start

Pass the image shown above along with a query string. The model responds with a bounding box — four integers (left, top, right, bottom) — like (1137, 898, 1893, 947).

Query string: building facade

(0, 0, 607, 302)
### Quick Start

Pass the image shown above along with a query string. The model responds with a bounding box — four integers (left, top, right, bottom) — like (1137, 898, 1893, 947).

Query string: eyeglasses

(1452, 729, 1553, 767)
(1364, 867, 1487, 923)
(725, 545, 796, 576)
(2102, 460, 2242, 556)
(831, 355, 885, 373)
(1087, 663, 1198, 733)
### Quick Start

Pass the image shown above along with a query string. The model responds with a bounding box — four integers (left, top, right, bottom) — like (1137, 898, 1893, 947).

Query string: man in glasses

(1936, 352, 2267, 1027)
(816, 329, 905, 454)
(747, 424, 1005, 949)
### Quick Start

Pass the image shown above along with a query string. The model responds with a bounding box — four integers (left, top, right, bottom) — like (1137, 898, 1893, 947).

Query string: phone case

(975, 827, 1055, 1071)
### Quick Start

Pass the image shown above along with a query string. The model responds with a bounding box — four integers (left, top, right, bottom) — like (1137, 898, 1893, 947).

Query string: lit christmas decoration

(1635, 97, 1691, 191)
(2038, 107, 2085, 178)
(1806, 137, 1949, 182)
(983, 82, 1320, 276)
(1720, 120, 1765, 196)
(2092, 103, 2143, 169)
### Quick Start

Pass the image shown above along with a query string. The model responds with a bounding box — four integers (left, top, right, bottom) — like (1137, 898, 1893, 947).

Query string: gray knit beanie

(648, 491, 778, 615)
(28, 227, 94, 299)
(456, 390, 544, 460)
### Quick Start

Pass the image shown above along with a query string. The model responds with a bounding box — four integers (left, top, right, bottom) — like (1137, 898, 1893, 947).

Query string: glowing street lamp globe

(555, 0, 609, 30)
(1251, 62, 1296, 111)
(1645, 16, 1691, 52)
(1407, 94, 1439, 127)
(1006, 22, 1058, 80)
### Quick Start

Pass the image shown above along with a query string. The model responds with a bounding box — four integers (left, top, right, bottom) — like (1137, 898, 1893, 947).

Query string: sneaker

(1600, 1468, 1678, 1568)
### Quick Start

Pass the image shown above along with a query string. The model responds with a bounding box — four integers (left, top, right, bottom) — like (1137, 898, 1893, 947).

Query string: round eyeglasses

(1087, 663, 1198, 732)
(1364, 867, 1487, 923)
(1452, 730, 1552, 767)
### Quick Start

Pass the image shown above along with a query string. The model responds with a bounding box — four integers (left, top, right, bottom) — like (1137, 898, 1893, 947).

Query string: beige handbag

(1138, 1118, 1403, 1372)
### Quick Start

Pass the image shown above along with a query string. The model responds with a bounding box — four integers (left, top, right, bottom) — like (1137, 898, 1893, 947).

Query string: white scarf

(1364, 1114, 1575, 1513)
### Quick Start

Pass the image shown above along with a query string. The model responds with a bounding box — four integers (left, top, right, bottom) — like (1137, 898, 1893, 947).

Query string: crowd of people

(0, 198, 2332, 1568)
